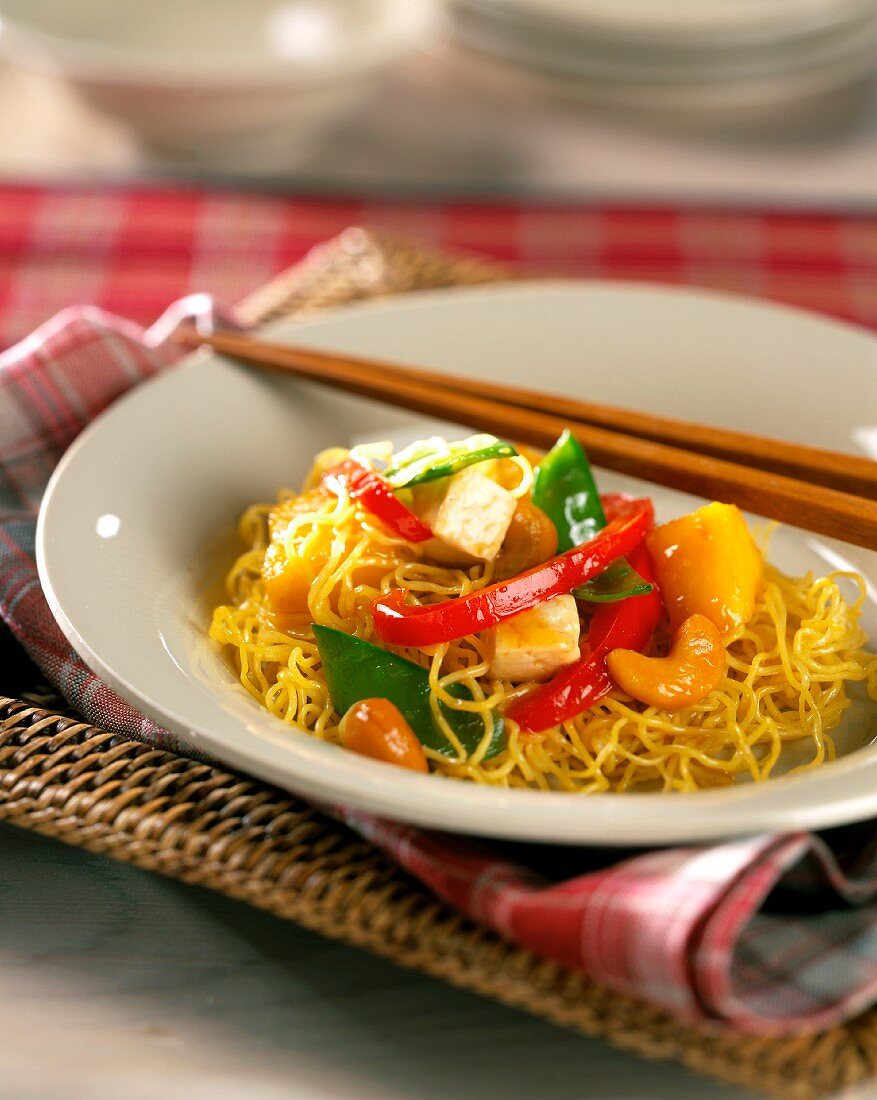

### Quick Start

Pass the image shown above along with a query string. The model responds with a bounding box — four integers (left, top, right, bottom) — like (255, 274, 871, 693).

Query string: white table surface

(0, 822, 756, 1100)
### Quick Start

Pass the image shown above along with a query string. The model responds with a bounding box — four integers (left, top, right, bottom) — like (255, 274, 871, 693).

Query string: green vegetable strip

(571, 558, 654, 603)
(313, 624, 505, 759)
(384, 436, 518, 488)
(532, 430, 652, 604)
(532, 430, 605, 552)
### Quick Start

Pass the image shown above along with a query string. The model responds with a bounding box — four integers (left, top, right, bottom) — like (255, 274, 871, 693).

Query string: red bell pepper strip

(506, 545, 663, 733)
(600, 493, 653, 527)
(323, 457, 432, 543)
(371, 500, 651, 648)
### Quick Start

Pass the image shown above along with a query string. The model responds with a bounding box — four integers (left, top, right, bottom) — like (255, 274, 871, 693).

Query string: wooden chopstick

(179, 328, 877, 551)
(189, 332, 877, 501)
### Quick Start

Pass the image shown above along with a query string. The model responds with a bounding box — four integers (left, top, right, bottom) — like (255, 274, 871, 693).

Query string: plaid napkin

(5, 295, 877, 1041)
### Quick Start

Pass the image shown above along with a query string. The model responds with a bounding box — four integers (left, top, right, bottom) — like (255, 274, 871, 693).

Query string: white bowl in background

(0, 0, 445, 163)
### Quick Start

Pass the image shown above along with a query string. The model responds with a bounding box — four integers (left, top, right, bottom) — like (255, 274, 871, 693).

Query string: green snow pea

(384, 434, 518, 488)
(313, 624, 505, 759)
(532, 431, 653, 603)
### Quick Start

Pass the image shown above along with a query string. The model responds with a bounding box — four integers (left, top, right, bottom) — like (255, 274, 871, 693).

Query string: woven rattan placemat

(2, 231, 875, 1100)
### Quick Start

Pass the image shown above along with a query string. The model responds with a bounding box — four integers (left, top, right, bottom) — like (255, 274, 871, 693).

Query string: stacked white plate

(453, 0, 877, 109)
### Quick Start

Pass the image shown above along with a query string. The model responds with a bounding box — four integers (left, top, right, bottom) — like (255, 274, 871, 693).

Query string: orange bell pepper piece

(340, 697, 429, 772)
(645, 502, 762, 640)
(606, 613, 725, 709)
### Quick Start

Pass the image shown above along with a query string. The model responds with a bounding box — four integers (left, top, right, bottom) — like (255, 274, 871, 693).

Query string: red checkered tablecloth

(0, 184, 875, 348)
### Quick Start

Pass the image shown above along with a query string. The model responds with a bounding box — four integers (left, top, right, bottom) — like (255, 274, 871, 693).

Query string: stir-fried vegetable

(313, 624, 505, 759)
(323, 457, 432, 543)
(371, 500, 651, 647)
(532, 430, 604, 551)
(264, 488, 332, 620)
(533, 431, 653, 603)
(384, 434, 518, 488)
(506, 545, 663, 733)
(572, 559, 654, 603)
(646, 502, 762, 639)
(314, 439, 750, 741)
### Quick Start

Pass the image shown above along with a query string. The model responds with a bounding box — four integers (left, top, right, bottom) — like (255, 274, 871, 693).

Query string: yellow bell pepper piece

(263, 540, 321, 622)
(263, 486, 390, 624)
(262, 488, 331, 622)
(645, 502, 762, 640)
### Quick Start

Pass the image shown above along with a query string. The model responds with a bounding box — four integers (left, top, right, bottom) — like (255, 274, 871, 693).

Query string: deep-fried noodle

(210, 482, 877, 792)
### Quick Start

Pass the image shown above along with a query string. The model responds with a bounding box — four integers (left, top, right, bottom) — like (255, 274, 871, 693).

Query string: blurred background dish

(454, 0, 877, 110)
(0, 0, 873, 200)
(457, 0, 876, 46)
(0, 0, 445, 170)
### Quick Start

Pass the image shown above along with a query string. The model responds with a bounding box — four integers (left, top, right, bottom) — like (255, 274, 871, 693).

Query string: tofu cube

(418, 466, 516, 564)
(487, 595, 581, 682)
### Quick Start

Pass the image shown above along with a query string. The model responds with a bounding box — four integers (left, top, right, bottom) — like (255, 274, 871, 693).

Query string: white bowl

(0, 0, 444, 161)
(36, 282, 877, 846)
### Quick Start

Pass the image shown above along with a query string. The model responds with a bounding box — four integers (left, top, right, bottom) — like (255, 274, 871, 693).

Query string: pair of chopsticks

(178, 328, 877, 551)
